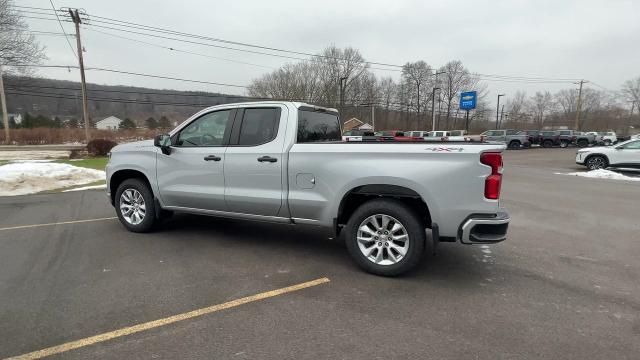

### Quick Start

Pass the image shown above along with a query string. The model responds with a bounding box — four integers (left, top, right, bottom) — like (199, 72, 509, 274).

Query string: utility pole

(0, 65, 9, 144)
(371, 104, 375, 131)
(69, 9, 91, 143)
(574, 79, 586, 130)
(500, 104, 505, 128)
(496, 94, 505, 130)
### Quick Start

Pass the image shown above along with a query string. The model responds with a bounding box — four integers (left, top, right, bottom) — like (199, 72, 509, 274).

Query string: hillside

(3, 76, 250, 125)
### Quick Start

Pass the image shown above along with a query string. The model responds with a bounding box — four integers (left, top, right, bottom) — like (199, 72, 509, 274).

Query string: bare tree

(528, 91, 554, 129)
(622, 76, 640, 108)
(401, 61, 432, 128)
(505, 91, 528, 127)
(313, 46, 369, 108)
(1, 0, 46, 142)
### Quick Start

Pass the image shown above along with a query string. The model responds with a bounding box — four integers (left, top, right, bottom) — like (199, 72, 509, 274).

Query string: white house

(96, 116, 123, 130)
(7, 113, 22, 125)
(358, 123, 374, 131)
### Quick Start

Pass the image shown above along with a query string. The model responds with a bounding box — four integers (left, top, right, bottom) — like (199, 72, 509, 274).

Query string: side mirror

(154, 134, 172, 155)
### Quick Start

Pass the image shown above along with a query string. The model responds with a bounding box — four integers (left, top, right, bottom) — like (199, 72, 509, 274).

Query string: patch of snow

(555, 169, 640, 182)
(0, 150, 70, 161)
(63, 184, 107, 192)
(0, 162, 105, 196)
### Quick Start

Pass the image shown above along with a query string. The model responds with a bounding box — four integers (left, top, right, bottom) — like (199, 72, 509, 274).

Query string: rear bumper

(459, 211, 510, 244)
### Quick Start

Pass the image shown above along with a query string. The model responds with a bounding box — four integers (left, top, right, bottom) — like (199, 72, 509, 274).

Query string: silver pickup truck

(106, 102, 510, 276)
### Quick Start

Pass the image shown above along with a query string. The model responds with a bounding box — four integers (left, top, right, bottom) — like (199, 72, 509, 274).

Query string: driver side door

(156, 109, 235, 211)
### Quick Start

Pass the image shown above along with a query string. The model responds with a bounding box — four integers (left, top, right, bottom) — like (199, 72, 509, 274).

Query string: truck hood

(111, 140, 155, 153)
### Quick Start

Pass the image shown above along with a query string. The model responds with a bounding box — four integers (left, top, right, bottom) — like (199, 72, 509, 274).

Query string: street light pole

(496, 94, 505, 130)
(339, 76, 347, 111)
(431, 87, 440, 131)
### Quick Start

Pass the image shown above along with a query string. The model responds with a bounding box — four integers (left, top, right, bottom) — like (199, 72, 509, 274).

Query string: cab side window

(175, 110, 232, 147)
(619, 140, 640, 149)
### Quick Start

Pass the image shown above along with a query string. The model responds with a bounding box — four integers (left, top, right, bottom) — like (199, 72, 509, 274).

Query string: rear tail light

(572, 136, 576, 141)
(480, 152, 503, 200)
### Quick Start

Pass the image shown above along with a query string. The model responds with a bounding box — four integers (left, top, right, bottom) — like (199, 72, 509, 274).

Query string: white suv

(598, 132, 617, 146)
(576, 139, 640, 170)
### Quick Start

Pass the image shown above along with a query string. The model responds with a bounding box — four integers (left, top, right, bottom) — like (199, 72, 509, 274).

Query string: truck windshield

(297, 110, 341, 142)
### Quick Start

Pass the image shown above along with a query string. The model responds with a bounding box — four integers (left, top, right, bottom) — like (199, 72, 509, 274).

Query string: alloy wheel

(356, 214, 409, 266)
(120, 188, 146, 225)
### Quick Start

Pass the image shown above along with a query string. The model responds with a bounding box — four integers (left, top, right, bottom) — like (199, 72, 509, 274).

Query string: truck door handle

(257, 156, 277, 163)
(204, 155, 221, 161)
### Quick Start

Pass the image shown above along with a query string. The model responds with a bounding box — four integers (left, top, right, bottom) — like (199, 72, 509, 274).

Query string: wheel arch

(335, 184, 432, 236)
(109, 169, 154, 205)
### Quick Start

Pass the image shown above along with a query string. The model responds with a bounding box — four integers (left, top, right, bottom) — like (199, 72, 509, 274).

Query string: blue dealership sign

(459, 91, 477, 110)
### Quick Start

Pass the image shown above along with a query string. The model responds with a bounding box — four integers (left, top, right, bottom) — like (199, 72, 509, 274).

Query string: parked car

(585, 132, 604, 145)
(522, 130, 541, 145)
(598, 131, 618, 146)
(342, 130, 377, 142)
(407, 131, 429, 140)
(539, 131, 561, 148)
(106, 101, 510, 276)
(480, 129, 531, 149)
(556, 130, 596, 148)
(576, 138, 640, 170)
(423, 130, 450, 141)
(376, 130, 414, 142)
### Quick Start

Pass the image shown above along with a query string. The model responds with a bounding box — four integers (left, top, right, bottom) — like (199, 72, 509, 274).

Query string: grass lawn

(55, 157, 109, 171)
(0, 160, 7, 166)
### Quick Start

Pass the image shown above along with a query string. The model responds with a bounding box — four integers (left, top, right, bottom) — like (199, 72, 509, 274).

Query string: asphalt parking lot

(1, 148, 639, 359)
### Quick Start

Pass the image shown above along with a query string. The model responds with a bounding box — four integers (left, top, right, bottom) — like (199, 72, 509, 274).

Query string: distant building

(95, 116, 123, 130)
(358, 123, 374, 131)
(7, 113, 22, 125)
(343, 118, 363, 131)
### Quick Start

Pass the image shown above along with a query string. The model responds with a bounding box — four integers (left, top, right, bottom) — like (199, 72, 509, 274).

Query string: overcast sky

(21, 0, 640, 108)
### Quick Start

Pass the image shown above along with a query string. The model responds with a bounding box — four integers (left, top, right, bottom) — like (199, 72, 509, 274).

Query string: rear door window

(297, 109, 341, 143)
(236, 108, 280, 146)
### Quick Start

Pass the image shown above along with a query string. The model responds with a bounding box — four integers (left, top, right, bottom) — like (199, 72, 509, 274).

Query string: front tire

(115, 179, 157, 233)
(586, 155, 608, 170)
(560, 140, 569, 148)
(344, 199, 426, 276)
(542, 140, 553, 148)
(508, 140, 521, 149)
(577, 139, 589, 147)
(604, 139, 612, 146)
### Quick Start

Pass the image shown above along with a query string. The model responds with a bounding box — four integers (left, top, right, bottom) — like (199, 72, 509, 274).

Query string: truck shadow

(157, 214, 494, 284)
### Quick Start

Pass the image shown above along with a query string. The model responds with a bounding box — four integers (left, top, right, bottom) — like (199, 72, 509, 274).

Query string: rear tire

(344, 199, 426, 276)
(560, 140, 569, 148)
(508, 140, 521, 149)
(115, 179, 157, 233)
(586, 155, 608, 170)
(542, 140, 553, 148)
(577, 139, 589, 147)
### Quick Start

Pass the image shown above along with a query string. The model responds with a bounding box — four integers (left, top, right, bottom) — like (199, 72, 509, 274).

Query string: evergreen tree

(120, 118, 136, 129)
(145, 117, 158, 129)
(158, 116, 171, 129)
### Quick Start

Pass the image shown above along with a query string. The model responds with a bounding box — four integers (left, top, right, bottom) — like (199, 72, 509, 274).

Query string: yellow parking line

(4, 277, 330, 360)
(0, 217, 118, 232)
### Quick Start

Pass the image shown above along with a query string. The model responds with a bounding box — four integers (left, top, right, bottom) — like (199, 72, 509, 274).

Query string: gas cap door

(296, 173, 315, 189)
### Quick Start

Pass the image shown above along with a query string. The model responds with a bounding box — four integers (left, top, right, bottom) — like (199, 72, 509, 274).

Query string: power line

(9, 64, 249, 89)
(84, 27, 275, 69)
(49, 0, 77, 58)
(81, 12, 405, 70)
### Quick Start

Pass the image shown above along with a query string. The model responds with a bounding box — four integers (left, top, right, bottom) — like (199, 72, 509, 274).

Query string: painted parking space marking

(3, 277, 331, 360)
(0, 217, 117, 232)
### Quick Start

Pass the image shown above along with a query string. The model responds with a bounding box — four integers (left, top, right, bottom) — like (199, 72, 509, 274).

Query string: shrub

(87, 139, 117, 156)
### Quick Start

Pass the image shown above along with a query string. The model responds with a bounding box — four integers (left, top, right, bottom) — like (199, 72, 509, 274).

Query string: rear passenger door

(224, 106, 287, 217)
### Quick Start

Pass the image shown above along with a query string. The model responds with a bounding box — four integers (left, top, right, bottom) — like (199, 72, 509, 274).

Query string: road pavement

(0, 148, 639, 359)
